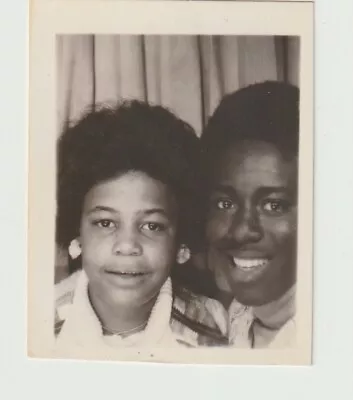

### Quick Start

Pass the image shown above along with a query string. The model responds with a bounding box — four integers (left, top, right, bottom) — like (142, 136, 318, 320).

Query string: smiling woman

(206, 139, 297, 307)
(199, 81, 299, 348)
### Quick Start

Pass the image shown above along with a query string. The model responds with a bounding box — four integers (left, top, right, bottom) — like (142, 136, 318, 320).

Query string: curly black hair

(201, 81, 300, 173)
(56, 100, 204, 254)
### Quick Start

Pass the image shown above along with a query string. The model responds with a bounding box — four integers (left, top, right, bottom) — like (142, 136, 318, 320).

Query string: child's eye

(94, 219, 115, 229)
(262, 199, 291, 215)
(141, 222, 165, 232)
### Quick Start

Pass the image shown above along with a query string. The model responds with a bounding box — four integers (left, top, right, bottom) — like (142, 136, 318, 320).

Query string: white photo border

(2, 0, 353, 399)
(28, 0, 313, 365)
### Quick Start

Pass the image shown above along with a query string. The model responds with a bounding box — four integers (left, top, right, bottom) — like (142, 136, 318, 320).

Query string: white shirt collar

(56, 270, 174, 352)
(226, 284, 296, 347)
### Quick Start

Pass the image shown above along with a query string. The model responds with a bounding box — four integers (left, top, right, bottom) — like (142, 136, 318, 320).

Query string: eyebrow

(86, 206, 169, 217)
(87, 206, 117, 214)
(256, 187, 293, 197)
(211, 185, 237, 197)
(142, 208, 169, 217)
(211, 185, 292, 197)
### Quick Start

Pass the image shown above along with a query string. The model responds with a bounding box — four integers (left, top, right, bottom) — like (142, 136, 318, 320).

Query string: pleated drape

(57, 35, 299, 136)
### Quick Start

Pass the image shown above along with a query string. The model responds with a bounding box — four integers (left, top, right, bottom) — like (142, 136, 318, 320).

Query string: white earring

(177, 244, 191, 265)
(68, 238, 81, 260)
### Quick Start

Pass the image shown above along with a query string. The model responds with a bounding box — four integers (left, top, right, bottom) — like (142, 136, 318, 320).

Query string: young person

(54, 101, 228, 356)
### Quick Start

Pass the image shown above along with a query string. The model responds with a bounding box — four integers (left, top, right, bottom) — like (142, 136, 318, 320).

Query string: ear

(176, 244, 191, 265)
(68, 238, 81, 260)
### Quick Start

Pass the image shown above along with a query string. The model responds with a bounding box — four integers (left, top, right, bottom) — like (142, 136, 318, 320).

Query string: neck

(88, 285, 155, 337)
(217, 290, 235, 310)
(253, 284, 296, 329)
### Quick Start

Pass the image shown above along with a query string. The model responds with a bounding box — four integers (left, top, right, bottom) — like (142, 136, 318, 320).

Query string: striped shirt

(54, 270, 228, 355)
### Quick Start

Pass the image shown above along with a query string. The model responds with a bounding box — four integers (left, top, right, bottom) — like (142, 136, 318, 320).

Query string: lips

(105, 270, 147, 277)
(103, 268, 150, 289)
(231, 257, 270, 271)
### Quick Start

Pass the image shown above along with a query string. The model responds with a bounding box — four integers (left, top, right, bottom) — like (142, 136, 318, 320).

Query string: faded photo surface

(29, 1, 313, 364)
(55, 33, 301, 352)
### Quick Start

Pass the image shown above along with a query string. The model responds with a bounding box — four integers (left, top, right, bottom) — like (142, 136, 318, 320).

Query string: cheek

(264, 218, 297, 251)
(81, 234, 112, 267)
(143, 236, 177, 270)
(206, 212, 232, 243)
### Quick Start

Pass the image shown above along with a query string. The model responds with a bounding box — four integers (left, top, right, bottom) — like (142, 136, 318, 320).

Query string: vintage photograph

(28, 1, 313, 364)
(54, 33, 301, 351)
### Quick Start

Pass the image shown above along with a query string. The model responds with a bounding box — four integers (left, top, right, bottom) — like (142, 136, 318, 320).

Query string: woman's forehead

(212, 140, 297, 189)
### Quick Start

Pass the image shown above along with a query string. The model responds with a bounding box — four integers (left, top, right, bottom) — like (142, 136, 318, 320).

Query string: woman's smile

(231, 257, 270, 270)
(222, 252, 273, 284)
(206, 140, 297, 306)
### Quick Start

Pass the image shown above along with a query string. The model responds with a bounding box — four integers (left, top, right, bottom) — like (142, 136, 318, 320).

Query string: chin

(231, 285, 271, 307)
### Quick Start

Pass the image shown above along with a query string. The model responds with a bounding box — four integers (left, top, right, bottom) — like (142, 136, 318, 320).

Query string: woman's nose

(229, 208, 263, 245)
(112, 228, 142, 256)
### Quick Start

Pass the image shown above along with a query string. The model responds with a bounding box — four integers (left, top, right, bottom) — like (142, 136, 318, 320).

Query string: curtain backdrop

(57, 35, 299, 136)
(55, 34, 300, 282)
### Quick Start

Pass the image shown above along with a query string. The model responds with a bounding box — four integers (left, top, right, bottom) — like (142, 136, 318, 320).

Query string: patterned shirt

(205, 285, 297, 349)
(54, 270, 228, 356)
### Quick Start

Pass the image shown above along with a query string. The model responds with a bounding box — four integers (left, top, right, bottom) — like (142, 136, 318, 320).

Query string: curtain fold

(57, 34, 300, 136)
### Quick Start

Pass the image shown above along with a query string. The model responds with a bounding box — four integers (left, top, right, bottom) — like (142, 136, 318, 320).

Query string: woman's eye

(216, 199, 235, 210)
(141, 222, 165, 232)
(95, 219, 115, 229)
(262, 199, 291, 214)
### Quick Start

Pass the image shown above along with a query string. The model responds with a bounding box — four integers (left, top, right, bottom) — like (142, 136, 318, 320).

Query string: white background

(1, 0, 352, 398)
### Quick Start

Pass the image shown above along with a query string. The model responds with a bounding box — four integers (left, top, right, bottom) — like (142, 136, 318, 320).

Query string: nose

(228, 207, 263, 245)
(112, 227, 142, 256)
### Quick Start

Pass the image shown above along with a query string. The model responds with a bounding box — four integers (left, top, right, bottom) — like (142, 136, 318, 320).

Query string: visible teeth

(120, 272, 142, 275)
(108, 271, 143, 276)
(232, 257, 269, 269)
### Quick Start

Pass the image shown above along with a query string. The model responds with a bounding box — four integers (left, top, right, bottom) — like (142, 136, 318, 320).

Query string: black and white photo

(28, 1, 313, 364)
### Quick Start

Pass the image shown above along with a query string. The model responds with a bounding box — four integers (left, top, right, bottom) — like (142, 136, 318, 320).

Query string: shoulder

(171, 284, 228, 347)
(54, 270, 81, 336)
